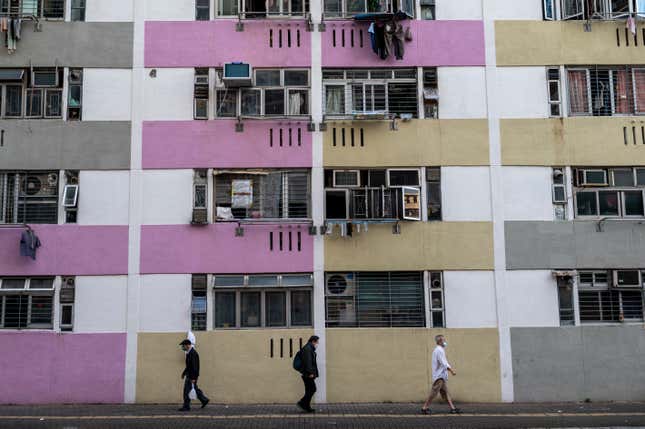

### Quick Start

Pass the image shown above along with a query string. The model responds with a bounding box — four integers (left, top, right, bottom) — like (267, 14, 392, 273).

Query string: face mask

(443, 341, 448, 347)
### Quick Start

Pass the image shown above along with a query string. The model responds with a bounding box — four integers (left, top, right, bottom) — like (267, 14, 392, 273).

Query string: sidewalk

(0, 402, 644, 429)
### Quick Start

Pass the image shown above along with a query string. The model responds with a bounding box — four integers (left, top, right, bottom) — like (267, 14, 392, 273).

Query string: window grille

(0, 277, 55, 329)
(0, 172, 59, 224)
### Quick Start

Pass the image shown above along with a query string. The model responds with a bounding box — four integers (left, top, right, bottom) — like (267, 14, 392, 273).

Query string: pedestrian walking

(295, 335, 319, 413)
(178, 339, 209, 411)
(421, 334, 461, 415)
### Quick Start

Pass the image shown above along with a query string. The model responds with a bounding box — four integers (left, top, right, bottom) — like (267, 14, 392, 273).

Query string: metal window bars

(561, 0, 645, 20)
(577, 270, 645, 323)
(0, 0, 65, 19)
(0, 172, 59, 225)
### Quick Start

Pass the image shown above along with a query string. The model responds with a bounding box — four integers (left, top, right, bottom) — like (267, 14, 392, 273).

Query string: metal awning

(0, 69, 25, 81)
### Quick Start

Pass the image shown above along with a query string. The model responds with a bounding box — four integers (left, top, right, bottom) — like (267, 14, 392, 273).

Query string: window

(215, 170, 310, 220)
(196, 0, 210, 20)
(323, 69, 418, 119)
(323, 0, 412, 18)
(325, 272, 425, 328)
(566, 66, 645, 117)
(213, 274, 313, 329)
(0, 277, 55, 329)
(420, 0, 435, 20)
(191, 275, 208, 331)
(547, 68, 562, 117)
(574, 167, 645, 218)
(59, 276, 75, 332)
(71, 0, 85, 21)
(2, 0, 65, 18)
(557, 275, 575, 325)
(215, 69, 309, 117)
(426, 167, 441, 221)
(552, 0, 645, 20)
(577, 270, 644, 323)
(428, 271, 444, 327)
(324, 168, 422, 221)
(68, 68, 83, 121)
(552, 168, 567, 220)
(0, 172, 59, 224)
(0, 68, 62, 119)
(194, 68, 209, 120)
(423, 68, 439, 119)
(216, 0, 307, 17)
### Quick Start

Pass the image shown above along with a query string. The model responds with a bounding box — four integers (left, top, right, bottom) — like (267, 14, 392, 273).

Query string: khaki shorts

(430, 378, 450, 400)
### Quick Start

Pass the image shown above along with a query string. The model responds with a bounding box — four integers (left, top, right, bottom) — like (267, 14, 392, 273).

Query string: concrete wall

(486, 0, 543, 20)
(506, 221, 645, 269)
(0, 121, 131, 170)
(141, 169, 193, 225)
(139, 274, 191, 332)
(438, 67, 488, 119)
(83, 69, 133, 121)
(326, 328, 501, 402)
(144, 0, 195, 21)
(511, 326, 645, 401)
(0, 22, 133, 68)
(77, 171, 130, 226)
(0, 332, 126, 404)
(496, 67, 548, 119)
(444, 271, 497, 328)
(143, 68, 194, 121)
(86, 0, 134, 22)
(74, 276, 128, 332)
(504, 271, 559, 327)
(435, 0, 483, 20)
(442, 167, 492, 221)
(502, 167, 554, 221)
(136, 330, 314, 403)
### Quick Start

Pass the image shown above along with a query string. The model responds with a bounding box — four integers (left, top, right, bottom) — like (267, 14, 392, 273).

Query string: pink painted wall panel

(140, 223, 313, 274)
(145, 20, 311, 67)
(322, 20, 485, 67)
(142, 120, 312, 169)
(0, 226, 128, 276)
(0, 332, 126, 404)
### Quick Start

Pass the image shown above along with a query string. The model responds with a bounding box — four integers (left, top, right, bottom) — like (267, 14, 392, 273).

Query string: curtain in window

(613, 69, 631, 114)
(568, 70, 590, 115)
(633, 69, 645, 114)
(325, 86, 345, 114)
(288, 91, 302, 115)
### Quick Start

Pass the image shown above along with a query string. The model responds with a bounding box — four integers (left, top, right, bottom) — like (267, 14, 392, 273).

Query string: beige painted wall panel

(502, 118, 645, 166)
(136, 330, 313, 404)
(496, 21, 645, 66)
(324, 222, 494, 271)
(326, 328, 501, 403)
(323, 120, 489, 167)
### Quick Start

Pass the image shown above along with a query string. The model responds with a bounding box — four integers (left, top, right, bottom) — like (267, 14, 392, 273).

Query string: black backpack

(293, 348, 303, 372)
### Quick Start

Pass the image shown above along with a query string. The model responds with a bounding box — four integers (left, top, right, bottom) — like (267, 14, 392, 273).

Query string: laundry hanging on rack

(2, 17, 22, 54)
(20, 228, 42, 261)
(355, 14, 411, 61)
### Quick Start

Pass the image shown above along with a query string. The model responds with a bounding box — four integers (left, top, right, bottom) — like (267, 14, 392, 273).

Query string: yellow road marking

(0, 412, 644, 420)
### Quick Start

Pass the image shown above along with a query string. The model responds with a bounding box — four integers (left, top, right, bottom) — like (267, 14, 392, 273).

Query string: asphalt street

(0, 402, 644, 429)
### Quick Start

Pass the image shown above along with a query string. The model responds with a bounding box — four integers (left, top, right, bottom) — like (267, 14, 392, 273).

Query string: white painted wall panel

(83, 69, 132, 121)
(74, 276, 128, 332)
(77, 171, 130, 225)
(444, 271, 497, 328)
(435, 0, 483, 20)
(505, 270, 560, 327)
(85, 0, 134, 22)
(144, 0, 195, 20)
(139, 274, 191, 332)
(143, 68, 194, 120)
(141, 170, 193, 225)
(442, 167, 492, 221)
(487, 0, 543, 20)
(497, 67, 549, 119)
(503, 167, 554, 221)
(438, 67, 487, 119)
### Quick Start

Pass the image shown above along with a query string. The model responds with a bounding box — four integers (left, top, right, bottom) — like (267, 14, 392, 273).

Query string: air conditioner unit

(69, 69, 83, 85)
(577, 169, 608, 187)
(325, 273, 355, 297)
(192, 208, 208, 225)
(223, 62, 252, 87)
(22, 173, 58, 197)
(333, 170, 361, 188)
(613, 270, 642, 288)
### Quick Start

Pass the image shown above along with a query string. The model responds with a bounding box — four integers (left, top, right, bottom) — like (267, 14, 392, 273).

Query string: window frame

(215, 0, 308, 18)
(573, 167, 645, 219)
(0, 277, 55, 330)
(577, 270, 645, 324)
(0, 171, 60, 224)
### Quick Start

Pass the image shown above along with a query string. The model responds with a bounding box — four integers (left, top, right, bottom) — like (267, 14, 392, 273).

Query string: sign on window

(231, 180, 253, 209)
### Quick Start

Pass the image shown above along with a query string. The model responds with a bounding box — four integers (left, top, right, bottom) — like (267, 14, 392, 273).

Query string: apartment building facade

(0, 0, 643, 404)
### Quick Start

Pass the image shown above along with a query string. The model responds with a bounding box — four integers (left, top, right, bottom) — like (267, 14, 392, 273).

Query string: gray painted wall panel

(512, 326, 645, 402)
(0, 120, 131, 170)
(506, 221, 645, 269)
(0, 22, 133, 68)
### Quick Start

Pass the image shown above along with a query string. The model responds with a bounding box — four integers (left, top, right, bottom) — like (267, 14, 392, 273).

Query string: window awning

(0, 69, 25, 81)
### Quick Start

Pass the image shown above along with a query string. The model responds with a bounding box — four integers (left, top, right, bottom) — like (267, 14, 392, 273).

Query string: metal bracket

(392, 222, 401, 235)
(307, 122, 316, 132)
(318, 22, 326, 32)
(235, 118, 244, 132)
(235, 226, 245, 237)
(319, 225, 327, 235)
(236, 15, 244, 31)
(308, 225, 317, 236)
(390, 117, 399, 131)
(319, 122, 328, 132)
(583, 22, 592, 32)
(306, 14, 314, 32)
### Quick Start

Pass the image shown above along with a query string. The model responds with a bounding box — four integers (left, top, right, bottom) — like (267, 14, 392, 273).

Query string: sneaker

(201, 399, 209, 409)
(421, 408, 431, 415)
(296, 401, 307, 412)
(450, 408, 462, 414)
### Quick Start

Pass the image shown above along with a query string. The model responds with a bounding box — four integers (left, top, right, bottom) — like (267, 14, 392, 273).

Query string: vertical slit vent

(289, 338, 294, 358)
(333, 128, 337, 146)
(297, 29, 301, 47)
(360, 128, 365, 146)
(332, 29, 336, 47)
(625, 28, 630, 46)
(288, 231, 293, 251)
(289, 128, 293, 146)
(270, 339, 274, 358)
(298, 128, 302, 146)
(280, 338, 284, 358)
(351, 128, 355, 147)
(297, 231, 301, 251)
(279, 231, 283, 251)
(270, 128, 274, 147)
(270, 29, 274, 48)
(359, 29, 363, 47)
(633, 126, 637, 145)
(280, 128, 283, 147)
(288, 29, 292, 47)
(350, 29, 354, 47)
(341, 128, 346, 146)
(617, 28, 621, 47)
(342, 28, 346, 47)
(624, 126, 629, 145)
(269, 231, 274, 250)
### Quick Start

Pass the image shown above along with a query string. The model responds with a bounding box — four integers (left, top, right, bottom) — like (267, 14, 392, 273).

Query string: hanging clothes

(383, 21, 395, 59)
(368, 22, 377, 54)
(12, 19, 21, 41)
(6, 19, 17, 54)
(374, 22, 387, 60)
(20, 229, 42, 260)
(393, 21, 405, 60)
(627, 15, 637, 36)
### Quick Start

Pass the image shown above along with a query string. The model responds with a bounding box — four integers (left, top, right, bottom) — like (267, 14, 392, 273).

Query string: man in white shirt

(422, 334, 461, 415)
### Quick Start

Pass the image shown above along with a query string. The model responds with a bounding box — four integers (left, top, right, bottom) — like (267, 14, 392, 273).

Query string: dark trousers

(183, 377, 209, 409)
(299, 376, 317, 410)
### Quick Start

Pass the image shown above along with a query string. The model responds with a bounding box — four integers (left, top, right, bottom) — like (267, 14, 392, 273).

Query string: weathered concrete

(0, 120, 131, 170)
(511, 326, 645, 402)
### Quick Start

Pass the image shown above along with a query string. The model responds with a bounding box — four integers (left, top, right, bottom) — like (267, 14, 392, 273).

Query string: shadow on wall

(136, 330, 313, 404)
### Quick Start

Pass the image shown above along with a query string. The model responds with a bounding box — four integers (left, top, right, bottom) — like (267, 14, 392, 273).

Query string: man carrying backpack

(295, 335, 319, 413)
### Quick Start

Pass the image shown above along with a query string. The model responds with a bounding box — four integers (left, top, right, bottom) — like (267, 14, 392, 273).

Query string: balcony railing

(0, 0, 64, 19)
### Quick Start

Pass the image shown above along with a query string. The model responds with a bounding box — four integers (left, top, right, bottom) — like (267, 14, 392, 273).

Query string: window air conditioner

(223, 62, 252, 87)
(577, 169, 608, 187)
(613, 270, 642, 288)
(325, 273, 355, 296)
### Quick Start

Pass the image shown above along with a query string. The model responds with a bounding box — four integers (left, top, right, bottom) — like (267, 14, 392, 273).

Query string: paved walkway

(0, 402, 644, 428)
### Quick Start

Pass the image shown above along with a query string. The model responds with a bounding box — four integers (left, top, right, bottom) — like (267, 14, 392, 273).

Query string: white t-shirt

(431, 345, 451, 383)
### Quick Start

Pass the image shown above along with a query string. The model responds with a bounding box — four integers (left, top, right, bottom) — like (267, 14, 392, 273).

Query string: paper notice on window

(404, 190, 420, 220)
(231, 180, 253, 209)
